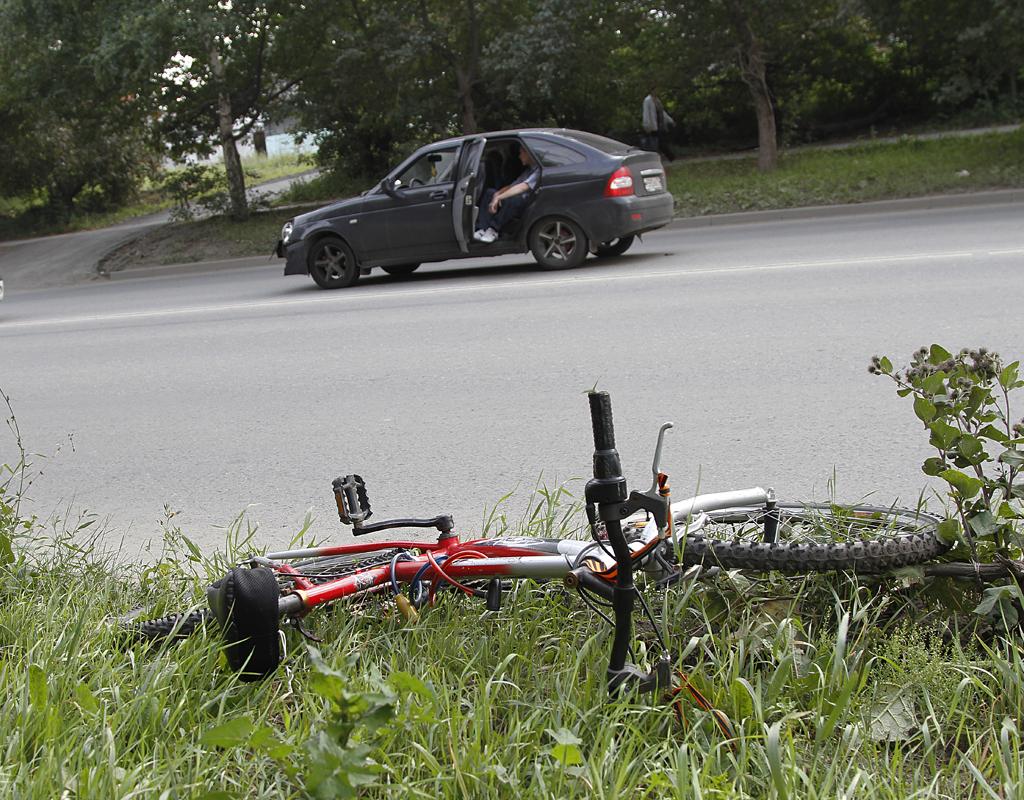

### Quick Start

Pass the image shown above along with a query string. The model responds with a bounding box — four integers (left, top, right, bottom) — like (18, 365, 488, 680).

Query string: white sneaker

(480, 228, 498, 243)
(472, 228, 488, 242)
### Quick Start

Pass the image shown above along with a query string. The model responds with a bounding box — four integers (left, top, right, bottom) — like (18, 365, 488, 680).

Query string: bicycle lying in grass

(123, 392, 951, 735)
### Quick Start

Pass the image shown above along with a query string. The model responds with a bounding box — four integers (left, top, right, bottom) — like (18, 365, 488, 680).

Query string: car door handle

(430, 190, 448, 200)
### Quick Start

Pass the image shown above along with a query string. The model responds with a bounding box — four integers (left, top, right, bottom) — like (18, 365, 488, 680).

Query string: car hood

(293, 194, 365, 227)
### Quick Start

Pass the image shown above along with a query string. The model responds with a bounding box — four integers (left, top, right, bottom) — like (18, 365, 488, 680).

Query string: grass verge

(2, 481, 1021, 798)
(667, 128, 1024, 216)
(97, 207, 317, 273)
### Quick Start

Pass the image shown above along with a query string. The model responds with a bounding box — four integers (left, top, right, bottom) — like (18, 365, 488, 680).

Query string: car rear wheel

(308, 237, 359, 289)
(529, 217, 588, 270)
(594, 235, 635, 258)
(381, 263, 420, 277)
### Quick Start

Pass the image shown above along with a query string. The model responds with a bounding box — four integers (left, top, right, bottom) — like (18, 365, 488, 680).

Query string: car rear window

(522, 136, 587, 167)
(558, 131, 635, 155)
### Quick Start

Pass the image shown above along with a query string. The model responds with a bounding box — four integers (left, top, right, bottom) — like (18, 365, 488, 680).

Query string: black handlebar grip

(588, 391, 616, 451)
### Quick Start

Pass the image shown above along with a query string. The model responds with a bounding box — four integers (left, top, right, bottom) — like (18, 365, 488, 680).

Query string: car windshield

(559, 131, 635, 155)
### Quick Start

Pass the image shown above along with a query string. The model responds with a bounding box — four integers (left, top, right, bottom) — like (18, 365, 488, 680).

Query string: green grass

(2, 480, 1022, 799)
(667, 128, 1024, 216)
(97, 207, 320, 273)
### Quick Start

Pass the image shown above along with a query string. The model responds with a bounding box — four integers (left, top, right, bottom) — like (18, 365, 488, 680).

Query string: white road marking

(0, 248, 986, 332)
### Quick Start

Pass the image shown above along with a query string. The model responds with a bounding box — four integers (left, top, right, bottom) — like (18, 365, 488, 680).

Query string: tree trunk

(455, 0, 480, 134)
(253, 126, 268, 157)
(209, 44, 248, 220)
(455, 67, 478, 134)
(727, 1, 778, 172)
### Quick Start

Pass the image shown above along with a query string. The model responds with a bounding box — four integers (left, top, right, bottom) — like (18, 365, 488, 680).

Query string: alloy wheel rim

(315, 245, 346, 280)
(539, 222, 576, 261)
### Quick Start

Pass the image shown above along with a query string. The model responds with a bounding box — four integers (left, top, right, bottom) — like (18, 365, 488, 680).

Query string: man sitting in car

(473, 145, 539, 243)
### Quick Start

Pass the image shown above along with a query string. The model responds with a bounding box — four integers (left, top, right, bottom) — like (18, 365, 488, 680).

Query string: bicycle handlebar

(588, 391, 616, 454)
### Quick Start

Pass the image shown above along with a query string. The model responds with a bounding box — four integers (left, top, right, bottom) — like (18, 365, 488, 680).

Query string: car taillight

(604, 166, 634, 197)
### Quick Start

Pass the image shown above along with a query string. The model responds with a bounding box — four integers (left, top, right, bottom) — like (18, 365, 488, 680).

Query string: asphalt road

(2, 199, 1022, 558)
(0, 171, 317, 291)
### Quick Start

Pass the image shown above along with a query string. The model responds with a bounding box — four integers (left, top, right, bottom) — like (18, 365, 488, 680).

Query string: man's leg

(475, 188, 498, 231)
(492, 195, 529, 235)
(658, 134, 675, 161)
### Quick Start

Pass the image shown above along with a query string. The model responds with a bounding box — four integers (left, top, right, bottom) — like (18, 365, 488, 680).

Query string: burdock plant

(870, 345, 1024, 560)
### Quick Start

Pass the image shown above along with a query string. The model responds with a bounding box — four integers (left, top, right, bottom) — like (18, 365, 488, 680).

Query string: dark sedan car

(276, 128, 674, 289)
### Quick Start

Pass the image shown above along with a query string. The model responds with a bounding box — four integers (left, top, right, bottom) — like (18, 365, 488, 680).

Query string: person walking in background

(642, 86, 675, 161)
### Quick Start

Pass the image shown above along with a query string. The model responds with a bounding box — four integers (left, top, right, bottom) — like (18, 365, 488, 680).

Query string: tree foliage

(2, 0, 1020, 218)
(0, 0, 168, 219)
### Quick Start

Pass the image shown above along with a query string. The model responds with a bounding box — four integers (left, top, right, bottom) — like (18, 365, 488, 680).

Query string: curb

(666, 188, 1024, 229)
(104, 253, 278, 281)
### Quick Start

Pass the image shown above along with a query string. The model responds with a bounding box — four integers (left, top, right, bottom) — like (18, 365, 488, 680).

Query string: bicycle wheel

(678, 502, 948, 573)
(120, 548, 406, 643)
(120, 607, 213, 641)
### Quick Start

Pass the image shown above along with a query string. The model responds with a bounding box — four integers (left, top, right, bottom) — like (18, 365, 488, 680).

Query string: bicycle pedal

(332, 474, 372, 526)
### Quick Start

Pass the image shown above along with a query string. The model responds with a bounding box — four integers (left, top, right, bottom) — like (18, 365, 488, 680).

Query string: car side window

(395, 147, 459, 188)
(523, 137, 586, 167)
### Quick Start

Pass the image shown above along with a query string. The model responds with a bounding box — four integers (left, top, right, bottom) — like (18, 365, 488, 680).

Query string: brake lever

(618, 421, 674, 535)
(648, 422, 674, 494)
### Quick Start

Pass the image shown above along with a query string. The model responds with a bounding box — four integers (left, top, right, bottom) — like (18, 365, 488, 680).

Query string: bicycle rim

(679, 502, 949, 573)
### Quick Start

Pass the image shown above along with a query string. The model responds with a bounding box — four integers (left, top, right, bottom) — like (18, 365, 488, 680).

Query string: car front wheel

(529, 217, 588, 270)
(308, 236, 359, 289)
(594, 235, 635, 258)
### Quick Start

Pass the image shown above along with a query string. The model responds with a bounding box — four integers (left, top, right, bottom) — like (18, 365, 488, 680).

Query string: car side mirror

(381, 178, 399, 196)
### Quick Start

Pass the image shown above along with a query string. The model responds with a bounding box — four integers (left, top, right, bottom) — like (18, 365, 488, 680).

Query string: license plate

(643, 176, 663, 192)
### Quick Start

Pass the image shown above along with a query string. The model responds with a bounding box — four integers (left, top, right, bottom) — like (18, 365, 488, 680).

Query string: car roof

(429, 128, 617, 150)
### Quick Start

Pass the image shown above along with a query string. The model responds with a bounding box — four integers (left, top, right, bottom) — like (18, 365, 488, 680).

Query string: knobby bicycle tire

(121, 548, 405, 644)
(679, 502, 949, 573)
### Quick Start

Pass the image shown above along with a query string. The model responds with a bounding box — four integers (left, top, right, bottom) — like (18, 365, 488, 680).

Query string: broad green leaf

(879, 356, 893, 373)
(939, 469, 983, 499)
(913, 396, 936, 423)
(922, 373, 947, 395)
(74, 683, 99, 715)
(957, 435, 985, 462)
(249, 725, 293, 760)
(929, 344, 953, 365)
(547, 727, 583, 766)
(974, 584, 1023, 616)
(200, 717, 254, 748)
(999, 449, 1024, 468)
(936, 518, 961, 544)
(389, 671, 433, 701)
(922, 457, 947, 476)
(979, 424, 1009, 443)
(967, 510, 1000, 538)
(997, 501, 1018, 519)
(897, 388, 913, 398)
(999, 361, 1020, 390)
(965, 386, 989, 415)
(928, 420, 960, 450)
(731, 678, 755, 720)
(868, 685, 918, 742)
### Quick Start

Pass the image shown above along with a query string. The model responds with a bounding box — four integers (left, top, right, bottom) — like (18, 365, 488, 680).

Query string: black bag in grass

(207, 567, 281, 681)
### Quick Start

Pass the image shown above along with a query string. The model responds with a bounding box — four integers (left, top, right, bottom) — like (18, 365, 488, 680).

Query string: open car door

(452, 137, 487, 253)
